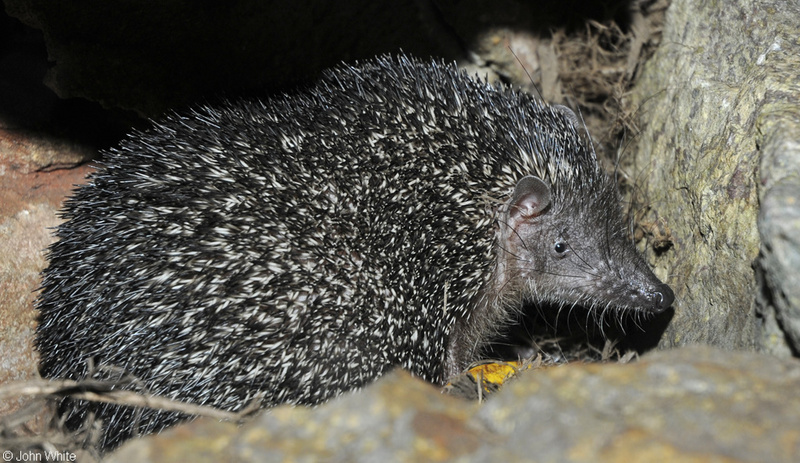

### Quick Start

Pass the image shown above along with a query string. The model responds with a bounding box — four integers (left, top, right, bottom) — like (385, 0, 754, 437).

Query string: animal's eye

(554, 241, 568, 254)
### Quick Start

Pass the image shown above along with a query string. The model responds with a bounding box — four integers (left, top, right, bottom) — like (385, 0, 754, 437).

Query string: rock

(107, 346, 800, 463)
(4, 0, 458, 116)
(627, 0, 800, 353)
(0, 156, 92, 415)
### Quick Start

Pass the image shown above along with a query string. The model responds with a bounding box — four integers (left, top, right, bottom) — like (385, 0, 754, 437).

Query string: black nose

(655, 284, 675, 311)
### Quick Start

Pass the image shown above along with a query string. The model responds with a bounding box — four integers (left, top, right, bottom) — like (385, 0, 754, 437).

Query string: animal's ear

(508, 175, 551, 224)
(553, 104, 580, 129)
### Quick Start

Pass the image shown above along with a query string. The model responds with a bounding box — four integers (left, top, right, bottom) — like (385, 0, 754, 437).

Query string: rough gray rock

(107, 346, 800, 463)
(757, 108, 800, 355)
(627, 0, 800, 353)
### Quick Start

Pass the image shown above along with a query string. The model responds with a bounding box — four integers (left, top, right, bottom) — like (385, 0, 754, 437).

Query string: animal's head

(497, 174, 674, 316)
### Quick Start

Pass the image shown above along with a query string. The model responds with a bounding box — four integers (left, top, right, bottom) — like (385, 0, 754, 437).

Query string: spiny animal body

(36, 54, 674, 451)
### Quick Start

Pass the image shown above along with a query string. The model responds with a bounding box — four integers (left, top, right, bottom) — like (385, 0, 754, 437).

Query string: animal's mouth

(585, 269, 675, 314)
(606, 283, 675, 314)
(483, 290, 675, 366)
